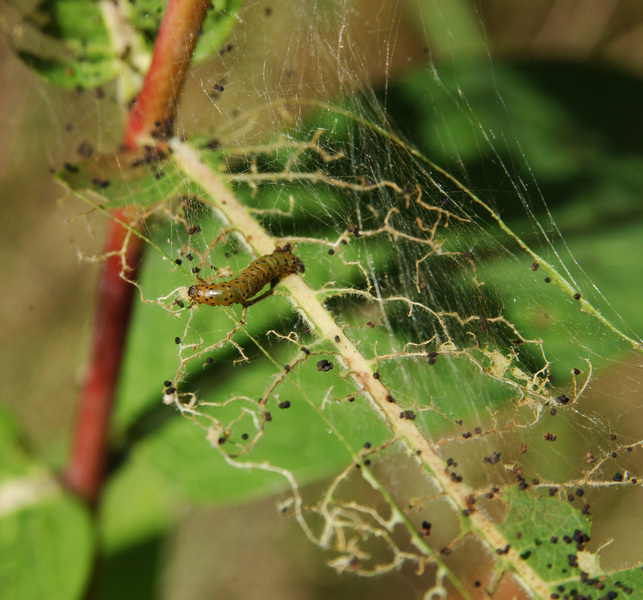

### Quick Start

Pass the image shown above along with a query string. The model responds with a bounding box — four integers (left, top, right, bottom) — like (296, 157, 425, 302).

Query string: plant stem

(63, 0, 211, 506)
(63, 210, 142, 505)
(123, 0, 211, 148)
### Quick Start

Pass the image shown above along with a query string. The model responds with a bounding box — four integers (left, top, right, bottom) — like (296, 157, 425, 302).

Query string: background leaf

(0, 409, 93, 600)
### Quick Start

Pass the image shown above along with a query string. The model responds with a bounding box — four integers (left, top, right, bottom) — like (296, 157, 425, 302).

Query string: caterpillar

(186, 245, 304, 307)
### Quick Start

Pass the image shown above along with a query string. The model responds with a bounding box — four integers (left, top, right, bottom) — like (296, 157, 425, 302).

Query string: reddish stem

(64, 0, 211, 506)
(123, 0, 211, 149)
(63, 212, 142, 505)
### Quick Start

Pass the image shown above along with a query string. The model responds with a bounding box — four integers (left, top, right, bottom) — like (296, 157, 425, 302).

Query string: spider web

(13, 0, 643, 597)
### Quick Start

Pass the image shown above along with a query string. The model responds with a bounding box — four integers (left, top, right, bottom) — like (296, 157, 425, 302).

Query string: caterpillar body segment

(187, 246, 304, 307)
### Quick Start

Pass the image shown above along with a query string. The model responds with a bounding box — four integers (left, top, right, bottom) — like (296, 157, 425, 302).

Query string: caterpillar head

(175, 286, 192, 307)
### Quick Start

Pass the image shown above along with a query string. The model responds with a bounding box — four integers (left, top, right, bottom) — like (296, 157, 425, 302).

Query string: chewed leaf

(499, 487, 643, 598)
(55, 148, 210, 209)
(32, 1, 642, 593)
(61, 103, 642, 591)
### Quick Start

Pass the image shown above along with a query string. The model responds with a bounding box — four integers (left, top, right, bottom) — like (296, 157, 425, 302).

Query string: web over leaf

(39, 0, 643, 598)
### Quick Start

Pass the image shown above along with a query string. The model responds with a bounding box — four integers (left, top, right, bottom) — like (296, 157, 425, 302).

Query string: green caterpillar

(187, 245, 304, 307)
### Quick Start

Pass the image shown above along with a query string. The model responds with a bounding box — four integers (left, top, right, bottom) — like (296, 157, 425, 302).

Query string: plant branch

(63, 0, 211, 506)
(123, 0, 211, 148)
(63, 210, 141, 505)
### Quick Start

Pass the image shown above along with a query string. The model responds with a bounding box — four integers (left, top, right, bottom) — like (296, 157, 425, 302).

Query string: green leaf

(12, 0, 244, 90)
(55, 148, 208, 209)
(192, 0, 244, 64)
(16, 0, 120, 89)
(0, 410, 33, 481)
(499, 487, 591, 580)
(0, 493, 93, 600)
(499, 487, 643, 599)
(0, 410, 93, 600)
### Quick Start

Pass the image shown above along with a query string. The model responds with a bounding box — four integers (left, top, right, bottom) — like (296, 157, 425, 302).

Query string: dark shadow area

(379, 59, 643, 230)
(96, 534, 165, 600)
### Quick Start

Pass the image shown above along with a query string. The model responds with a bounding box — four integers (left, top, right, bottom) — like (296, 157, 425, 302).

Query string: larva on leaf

(185, 245, 304, 307)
